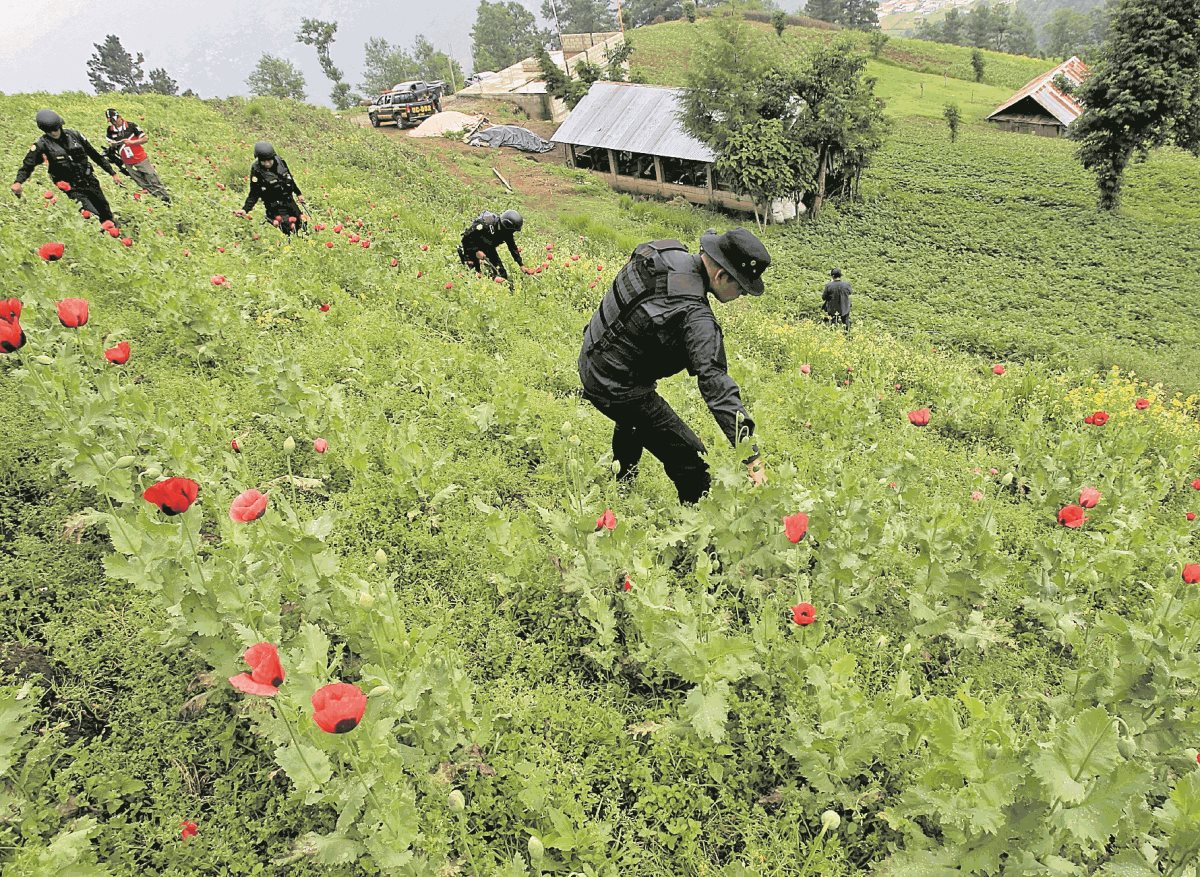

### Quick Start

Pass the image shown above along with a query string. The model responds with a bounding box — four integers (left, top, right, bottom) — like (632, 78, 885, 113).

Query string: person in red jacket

(104, 109, 171, 203)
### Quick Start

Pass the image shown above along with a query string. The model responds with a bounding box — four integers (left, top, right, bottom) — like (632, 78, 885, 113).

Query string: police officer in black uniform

(235, 141, 305, 235)
(578, 227, 771, 504)
(457, 209, 525, 280)
(11, 109, 124, 223)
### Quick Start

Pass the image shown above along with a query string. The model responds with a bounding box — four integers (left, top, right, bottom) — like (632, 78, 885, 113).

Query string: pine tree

(146, 68, 178, 96)
(1071, 0, 1200, 209)
(87, 35, 146, 93)
(805, 0, 841, 24)
(296, 18, 358, 109)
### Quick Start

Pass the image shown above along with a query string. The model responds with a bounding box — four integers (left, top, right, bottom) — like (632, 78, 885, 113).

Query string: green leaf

(306, 831, 364, 865)
(1057, 762, 1152, 847)
(681, 681, 731, 743)
(0, 685, 35, 777)
(274, 742, 332, 799)
(1032, 708, 1120, 804)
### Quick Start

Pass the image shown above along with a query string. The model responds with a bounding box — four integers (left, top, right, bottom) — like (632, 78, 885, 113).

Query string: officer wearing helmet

(457, 209, 525, 281)
(578, 228, 771, 503)
(11, 109, 124, 223)
(235, 141, 305, 235)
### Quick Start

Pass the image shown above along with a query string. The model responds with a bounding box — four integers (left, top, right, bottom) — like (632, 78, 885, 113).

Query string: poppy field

(2, 62, 1200, 877)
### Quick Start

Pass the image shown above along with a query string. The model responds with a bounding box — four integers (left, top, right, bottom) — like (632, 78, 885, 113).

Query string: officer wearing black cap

(11, 109, 124, 223)
(578, 227, 771, 503)
(457, 209, 525, 281)
(235, 141, 305, 235)
(822, 268, 851, 332)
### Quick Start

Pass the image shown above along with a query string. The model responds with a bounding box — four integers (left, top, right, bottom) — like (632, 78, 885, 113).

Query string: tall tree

(805, 0, 879, 30)
(361, 37, 417, 94)
(412, 35, 465, 92)
(146, 68, 179, 96)
(805, 0, 841, 23)
(1071, 0, 1200, 209)
(87, 35, 146, 93)
(247, 54, 307, 100)
(471, 1, 549, 72)
(621, 0, 684, 27)
(541, 0, 616, 34)
(296, 18, 357, 109)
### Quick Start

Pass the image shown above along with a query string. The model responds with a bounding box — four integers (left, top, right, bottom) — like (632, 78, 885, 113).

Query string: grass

(1, 21, 1199, 876)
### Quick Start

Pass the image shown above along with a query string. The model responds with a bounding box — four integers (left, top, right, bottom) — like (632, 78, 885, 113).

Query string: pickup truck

(368, 80, 445, 128)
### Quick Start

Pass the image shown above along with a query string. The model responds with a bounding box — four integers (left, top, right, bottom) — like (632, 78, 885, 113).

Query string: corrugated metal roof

(987, 56, 1089, 127)
(551, 82, 716, 163)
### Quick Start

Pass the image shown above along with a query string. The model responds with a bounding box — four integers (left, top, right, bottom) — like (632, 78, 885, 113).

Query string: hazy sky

(0, 0, 488, 103)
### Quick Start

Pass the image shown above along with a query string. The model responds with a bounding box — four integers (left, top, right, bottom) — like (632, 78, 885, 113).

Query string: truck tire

(369, 114, 380, 127)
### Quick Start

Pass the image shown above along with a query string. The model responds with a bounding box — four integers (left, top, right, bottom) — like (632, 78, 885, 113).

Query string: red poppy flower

(180, 820, 198, 841)
(444, 281, 453, 289)
(596, 508, 617, 531)
(121, 237, 133, 247)
(325, 241, 334, 248)
(799, 363, 811, 374)
(1182, 564, 1200, 584)
(314, 223, 326, 231)
(1078, 487, 1101, 509)
(361, 240, 371, 248)
(790, 602, 816, 626)
(106, 227, 120, 238)
(1188, 512, 1196, 522)
(210, 275, 226, 286)
(1057, 504, 1087, 528)
(38, 242, 65, 261)
(319, 303, 330, 312)
(1135, 398, 1150, 410)
(56, 180, 71, 192)
(420, 243, 428, 251)
(389, 257, 398, 267)
(311, 682, 367, 733)
(348, 234, 360, 243)
(1085, 411, 1109, 426)
(231, 438, 241, 453)
(43, 190, 55, 200)
(313, 438, 328, 454)
(229, 488, 268, 523)
(0, 318, 25, 353)
(332, 223, 344, 233)
(783, 512, 809, 543)
(992, 364, 1005, 375)
(56, 298, 89, 328)
(80, 209, 91, 218)
(1192, 479, 1200, 491)
(104, 341, 131, 364)
(907, 408, 931, 427)
(229, 642, 284, 695)
(142, 477, 200, 515)
(622, 575, 633, 591)
(0, 298, 21, 323)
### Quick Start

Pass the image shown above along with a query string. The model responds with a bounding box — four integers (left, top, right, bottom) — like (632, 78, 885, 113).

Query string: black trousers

(458, 243, 508, 279)
(266, 200, 305, 236)
(66, 180, 113, 224)
(585, 391, 710, 504)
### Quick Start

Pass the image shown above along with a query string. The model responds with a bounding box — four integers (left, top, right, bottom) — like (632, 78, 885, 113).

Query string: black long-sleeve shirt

(14, 129, 117, 185)
(460, 213, 523, 267)
(242, 156, 302, 213)
(822, 279, 852, 317)
(578, 241, 753, 447)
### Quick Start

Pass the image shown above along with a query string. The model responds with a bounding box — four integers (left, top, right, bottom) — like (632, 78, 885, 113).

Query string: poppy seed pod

(448, 790, 466, 811)
(375, 548, 388, 566)
(282, 436, 296, 453)
(528, 836, 544, 861)
(821, 811, 841, 833)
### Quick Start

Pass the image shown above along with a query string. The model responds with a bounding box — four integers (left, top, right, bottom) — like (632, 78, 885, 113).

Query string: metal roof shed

(987, 57, 1089, 137)
(552, 81, 796, 222)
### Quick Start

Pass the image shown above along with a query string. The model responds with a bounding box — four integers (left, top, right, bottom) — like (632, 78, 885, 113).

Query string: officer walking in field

(235, 141, 305, 235)
(457, 209, 526, 281)
(104, 109, 171, 202)
(822, 267, 852, 332)
(578, 228, 770, 504)
(10, 109, 124, 223)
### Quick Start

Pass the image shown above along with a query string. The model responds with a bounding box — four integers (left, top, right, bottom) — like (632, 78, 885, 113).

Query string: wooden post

(653, 156, 664, 195)
(607, 149, 618, 178)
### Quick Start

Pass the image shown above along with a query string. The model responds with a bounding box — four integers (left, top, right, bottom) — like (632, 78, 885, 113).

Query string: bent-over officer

(235, 141, 305, 235)
(457, 209, 525, 280)
(577, 227, 770, 504)
(11, 109, 123, 223)
(105, 108, 171, 202)
(822, 268, 851, 332)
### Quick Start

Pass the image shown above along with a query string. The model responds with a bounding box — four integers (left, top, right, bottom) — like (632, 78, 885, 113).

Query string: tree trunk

(809, 145, 829, 220)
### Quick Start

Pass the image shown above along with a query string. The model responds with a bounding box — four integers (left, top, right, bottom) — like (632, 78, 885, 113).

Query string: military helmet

(253, 141, 276, 160)
(35, 109, 63, 133)
(500, 209, 523, 232)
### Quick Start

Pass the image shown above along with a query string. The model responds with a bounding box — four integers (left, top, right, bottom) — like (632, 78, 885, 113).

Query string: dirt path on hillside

(348, 106, 586, 214)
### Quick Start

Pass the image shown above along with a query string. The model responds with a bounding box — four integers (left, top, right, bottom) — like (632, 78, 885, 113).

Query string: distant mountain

(0, 0, 488, 105)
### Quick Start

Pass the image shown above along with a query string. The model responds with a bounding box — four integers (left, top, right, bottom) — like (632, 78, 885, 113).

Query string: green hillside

(1, 33, 1200, 877)
(631, 19, 1200, 398)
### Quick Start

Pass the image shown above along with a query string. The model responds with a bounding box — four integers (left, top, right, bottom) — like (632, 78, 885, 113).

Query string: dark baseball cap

(700, 227, 771, 296)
